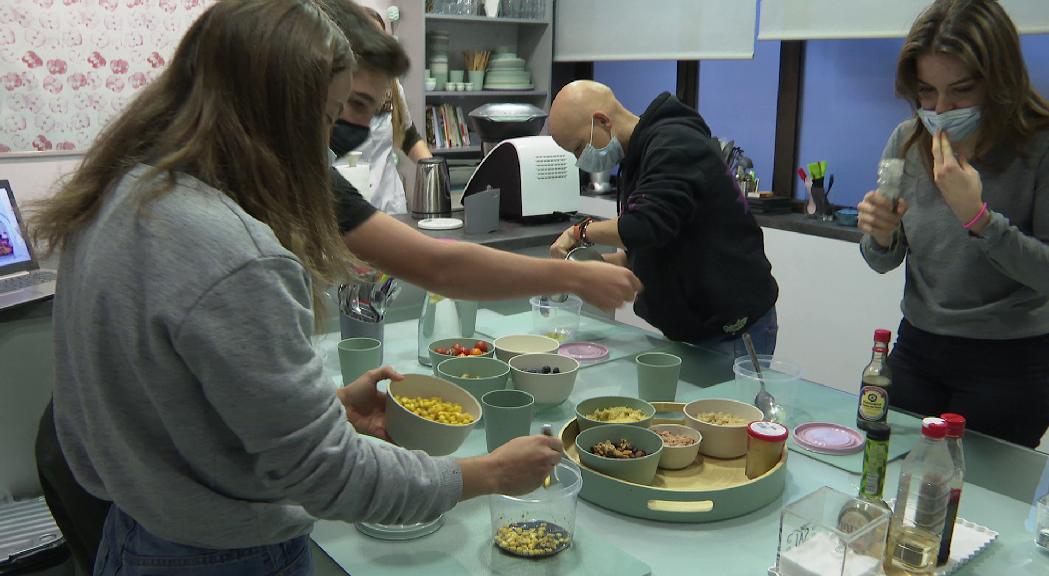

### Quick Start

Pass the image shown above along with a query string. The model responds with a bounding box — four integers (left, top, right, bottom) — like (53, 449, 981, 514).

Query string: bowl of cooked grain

(574, 396, 656, 432)
(682, 398, 763, 459)
(386, 374, 482, 456)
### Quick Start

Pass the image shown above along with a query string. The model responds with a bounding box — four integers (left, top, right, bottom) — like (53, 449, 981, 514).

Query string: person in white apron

(353, 79, 431, 214)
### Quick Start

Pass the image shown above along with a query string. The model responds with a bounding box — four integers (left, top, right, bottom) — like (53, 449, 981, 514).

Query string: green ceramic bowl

(683, 398, 763, 459)
(574, 396, 656, 432)
(436, 356, 510, 403)
(508, 353, 579, 406)
(386, 374, 482, 456)
(428, 337, 495, 374)
(493, 334, 560, 362)
(650, 424, 703, 470)
(575, 424, 663, 485)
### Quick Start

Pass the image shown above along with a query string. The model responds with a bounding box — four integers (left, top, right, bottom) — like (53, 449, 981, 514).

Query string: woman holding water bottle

(857, 0, 1049, 447)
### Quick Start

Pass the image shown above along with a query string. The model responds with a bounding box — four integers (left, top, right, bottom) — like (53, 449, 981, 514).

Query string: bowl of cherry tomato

(428, 338, 495, 374)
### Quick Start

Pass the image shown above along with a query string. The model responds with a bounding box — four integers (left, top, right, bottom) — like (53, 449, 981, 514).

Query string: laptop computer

(0, 180, 56, 310)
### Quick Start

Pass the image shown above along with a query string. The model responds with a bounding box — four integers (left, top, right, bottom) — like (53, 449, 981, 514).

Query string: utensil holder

(468, 70, 485, 89)
(341, 314, 384, 363)
(810, 187, 833, 220)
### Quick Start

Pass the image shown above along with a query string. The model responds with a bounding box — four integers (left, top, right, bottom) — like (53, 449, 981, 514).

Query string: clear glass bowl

(489, 460, 582, 558)
(530, 295, 582, 342)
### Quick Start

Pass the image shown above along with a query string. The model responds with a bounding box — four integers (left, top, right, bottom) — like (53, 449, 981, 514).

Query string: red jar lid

(921, 417, 948, 439)
(747, 421, 788, 442)
(940, 413, 966, 438)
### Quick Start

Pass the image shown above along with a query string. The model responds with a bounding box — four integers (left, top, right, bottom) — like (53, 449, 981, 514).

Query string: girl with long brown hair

(31, 1, 562, 573)
(858, 0, 1049, 447)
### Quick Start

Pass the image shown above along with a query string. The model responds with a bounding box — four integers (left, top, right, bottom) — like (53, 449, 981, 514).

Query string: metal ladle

(743, 333, 780, 422)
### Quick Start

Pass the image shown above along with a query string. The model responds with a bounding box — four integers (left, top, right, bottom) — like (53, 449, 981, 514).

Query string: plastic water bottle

(885, 417, 955, 575)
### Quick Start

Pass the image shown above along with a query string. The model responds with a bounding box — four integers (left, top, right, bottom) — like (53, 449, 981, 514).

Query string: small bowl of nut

(650, 424, 703, 470)
(386, 374, 481, 456)
(574, 424, 663, 485)
(489, 459, 582, 558)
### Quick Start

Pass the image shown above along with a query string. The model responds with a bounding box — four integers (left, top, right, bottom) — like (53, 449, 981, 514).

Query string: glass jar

(489, 460, 581, 558)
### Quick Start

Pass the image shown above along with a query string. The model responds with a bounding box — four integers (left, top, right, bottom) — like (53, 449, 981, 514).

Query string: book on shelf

(425, 103, 474, 150)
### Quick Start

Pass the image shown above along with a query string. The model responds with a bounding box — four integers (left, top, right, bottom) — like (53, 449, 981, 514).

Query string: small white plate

(418, 217, 463, 231)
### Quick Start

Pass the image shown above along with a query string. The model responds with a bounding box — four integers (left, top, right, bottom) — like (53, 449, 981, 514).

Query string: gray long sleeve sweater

(52, 166, 462, 548)
(860, 120, 1049, 339)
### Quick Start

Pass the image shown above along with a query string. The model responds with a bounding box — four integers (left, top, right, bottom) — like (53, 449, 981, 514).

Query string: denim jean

(692, 307, 778, 359)
(94, 506, 313, 576)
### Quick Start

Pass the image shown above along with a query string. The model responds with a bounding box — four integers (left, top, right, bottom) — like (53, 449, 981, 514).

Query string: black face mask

(329, 119, 371, 159)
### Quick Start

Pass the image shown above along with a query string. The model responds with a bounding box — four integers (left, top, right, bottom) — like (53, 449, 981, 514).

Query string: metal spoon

(743, 333, 779, 422)
(541, 424, 558, 488)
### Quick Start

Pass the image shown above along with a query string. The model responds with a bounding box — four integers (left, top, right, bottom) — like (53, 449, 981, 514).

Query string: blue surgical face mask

(576, 116, 624, 173)
(917, 106, 982, 142)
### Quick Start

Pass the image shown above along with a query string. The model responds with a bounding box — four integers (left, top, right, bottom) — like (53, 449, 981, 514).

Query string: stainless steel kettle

(410, 158, 452, 219)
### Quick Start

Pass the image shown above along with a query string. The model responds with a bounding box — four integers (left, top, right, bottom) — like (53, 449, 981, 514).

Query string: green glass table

(311, 305, 1049, 575)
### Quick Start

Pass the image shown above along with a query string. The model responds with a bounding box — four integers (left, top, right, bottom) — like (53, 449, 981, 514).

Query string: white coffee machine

(463, 136, 579, 222)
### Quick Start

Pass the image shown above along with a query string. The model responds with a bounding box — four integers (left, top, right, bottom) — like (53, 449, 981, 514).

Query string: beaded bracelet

(963, 202, 988, 230)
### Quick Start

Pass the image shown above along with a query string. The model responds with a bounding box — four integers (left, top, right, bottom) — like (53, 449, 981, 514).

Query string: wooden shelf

(426, 90, 546, 98)
(432, 145, 482, 154)
(425, 14, 548, 25)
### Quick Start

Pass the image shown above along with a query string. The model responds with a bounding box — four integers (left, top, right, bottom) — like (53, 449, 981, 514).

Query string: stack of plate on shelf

(428, 31, 450, 90)
(484, 46, 533, 90)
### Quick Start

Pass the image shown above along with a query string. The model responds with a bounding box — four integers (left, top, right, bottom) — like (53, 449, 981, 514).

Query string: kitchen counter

(391, 213, 574, 252)
(310, 305, 1049, 576)
(754, 212, 864, 243)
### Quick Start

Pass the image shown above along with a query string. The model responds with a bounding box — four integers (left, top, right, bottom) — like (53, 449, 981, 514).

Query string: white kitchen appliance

(462, 136, 579, 222)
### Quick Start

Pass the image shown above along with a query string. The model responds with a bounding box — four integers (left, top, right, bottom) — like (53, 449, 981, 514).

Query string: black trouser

(889, 319, 1049, 448)
(35, 399, 111, 575)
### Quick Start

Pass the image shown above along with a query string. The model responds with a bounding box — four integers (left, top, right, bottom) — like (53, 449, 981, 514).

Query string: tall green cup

(481, 389, 534, 452)
(338, 338, 382, 384)
(636, 352, 682, 402)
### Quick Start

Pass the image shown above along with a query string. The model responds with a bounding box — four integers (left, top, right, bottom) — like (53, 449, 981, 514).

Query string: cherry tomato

(470, 348, 483, 356)
(475, 341, 489, 353)
(434, 347, 447, 355)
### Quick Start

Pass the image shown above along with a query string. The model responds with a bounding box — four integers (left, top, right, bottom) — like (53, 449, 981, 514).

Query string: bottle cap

(921, 417, 948, 439)
(940, 413, 966, 438)
(747, 420, 789, 442)
(863, 421, 891, 441)
(873, 329, 892, 343)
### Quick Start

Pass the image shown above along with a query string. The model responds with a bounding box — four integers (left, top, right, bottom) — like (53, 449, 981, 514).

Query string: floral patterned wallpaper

(0, 0, 214, 153)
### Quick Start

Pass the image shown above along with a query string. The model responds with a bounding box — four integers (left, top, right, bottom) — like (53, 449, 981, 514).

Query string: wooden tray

(561, 402, 787, 523)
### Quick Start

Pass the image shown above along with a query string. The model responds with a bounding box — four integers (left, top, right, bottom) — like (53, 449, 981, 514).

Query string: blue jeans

(692, 307, 778, 359)
(94, 506, 313, 576)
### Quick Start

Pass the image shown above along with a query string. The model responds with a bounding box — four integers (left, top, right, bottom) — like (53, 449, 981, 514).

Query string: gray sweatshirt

(52, 166, 462, 548)
(861, 120, 1049, 339)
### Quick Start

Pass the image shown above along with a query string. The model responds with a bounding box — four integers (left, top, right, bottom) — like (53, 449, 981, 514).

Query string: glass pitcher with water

(417, 291, 478, 366)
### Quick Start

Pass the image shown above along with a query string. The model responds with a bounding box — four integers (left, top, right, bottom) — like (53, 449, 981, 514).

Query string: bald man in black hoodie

(548, 81, 780, 356)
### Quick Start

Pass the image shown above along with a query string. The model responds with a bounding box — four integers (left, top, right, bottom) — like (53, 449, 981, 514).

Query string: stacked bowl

(484, 47, 533, 90)
(428, 31, 449, 90)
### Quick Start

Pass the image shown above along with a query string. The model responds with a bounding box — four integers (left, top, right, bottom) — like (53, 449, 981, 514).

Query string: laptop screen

(0, 181, 34, 273)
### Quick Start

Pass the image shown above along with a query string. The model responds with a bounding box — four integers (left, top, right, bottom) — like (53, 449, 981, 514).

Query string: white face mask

(576, 116, 624, 173)
(917, 106, 982, 142)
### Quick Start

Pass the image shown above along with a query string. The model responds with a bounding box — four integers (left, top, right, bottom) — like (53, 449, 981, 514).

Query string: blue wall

(699, 40, 781, 191)
(796, 39, 912, 205)
(591, 35, 1049, 207)
(593, 60, 677, 118)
